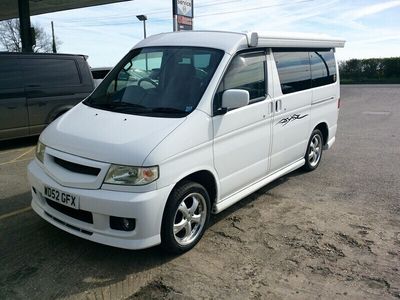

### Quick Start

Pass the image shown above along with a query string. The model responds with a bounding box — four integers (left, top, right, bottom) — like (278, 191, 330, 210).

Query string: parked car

(91, 67, 112, 88)
(28, 31, 345, 253)
(0, 52, 94, 141)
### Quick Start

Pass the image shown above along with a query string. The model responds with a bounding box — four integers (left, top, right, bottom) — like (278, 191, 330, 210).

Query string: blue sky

(30, 0, 400, 67)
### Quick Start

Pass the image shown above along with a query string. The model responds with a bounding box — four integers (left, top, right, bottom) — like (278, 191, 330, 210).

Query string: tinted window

(274, 51, 311, 94)
(214, 52, 266, 111)
(310, 50, 337, 87)
(22, 58, 81, 87)
(0, 58, 23, 89)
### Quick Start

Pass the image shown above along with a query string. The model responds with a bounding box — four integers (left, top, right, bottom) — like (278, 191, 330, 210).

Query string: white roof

(134, 30, 345, 55)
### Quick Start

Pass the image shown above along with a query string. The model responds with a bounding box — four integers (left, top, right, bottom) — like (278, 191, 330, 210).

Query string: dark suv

(0, 53, 94, 141)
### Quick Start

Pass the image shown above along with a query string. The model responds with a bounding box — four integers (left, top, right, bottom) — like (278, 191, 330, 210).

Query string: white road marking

(0, 157, 33, 166)
(0, 147, 35, 166)
(0, 206, 32, 221)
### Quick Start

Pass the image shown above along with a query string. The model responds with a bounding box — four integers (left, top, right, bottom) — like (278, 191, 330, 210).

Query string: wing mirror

(221, 89, 250, 110)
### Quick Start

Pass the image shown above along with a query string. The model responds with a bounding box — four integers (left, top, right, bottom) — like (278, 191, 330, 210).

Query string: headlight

(104, 165, 159, 186)
(36, 141, 46, 163)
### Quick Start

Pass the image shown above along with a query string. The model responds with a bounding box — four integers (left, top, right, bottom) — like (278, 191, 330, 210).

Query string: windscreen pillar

(18, 0, 33, 52)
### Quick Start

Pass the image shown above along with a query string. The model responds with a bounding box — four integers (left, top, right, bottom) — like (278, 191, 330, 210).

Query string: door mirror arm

(214, 107, 228, 116)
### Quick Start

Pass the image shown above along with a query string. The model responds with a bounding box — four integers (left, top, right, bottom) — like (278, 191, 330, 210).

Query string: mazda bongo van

(28, 31, 345, 253)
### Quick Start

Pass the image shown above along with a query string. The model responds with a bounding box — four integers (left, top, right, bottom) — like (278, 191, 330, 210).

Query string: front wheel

(161, 181, 210, 254)
(303, 129, 323, 171)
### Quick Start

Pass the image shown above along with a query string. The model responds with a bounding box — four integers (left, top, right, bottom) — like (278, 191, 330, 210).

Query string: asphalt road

(0, 85, 399, 299)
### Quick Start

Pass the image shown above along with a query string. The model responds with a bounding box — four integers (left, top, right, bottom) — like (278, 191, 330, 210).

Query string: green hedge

(339, 57, 400, 84)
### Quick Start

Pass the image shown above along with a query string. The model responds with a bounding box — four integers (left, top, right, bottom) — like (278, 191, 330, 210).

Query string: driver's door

(213, 51, 273, 200)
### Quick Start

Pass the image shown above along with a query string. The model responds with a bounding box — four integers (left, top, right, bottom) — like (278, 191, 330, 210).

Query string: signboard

(176, 0, 193, 17)
(177, 15, 192, 30)
(173, 0, 193, 31)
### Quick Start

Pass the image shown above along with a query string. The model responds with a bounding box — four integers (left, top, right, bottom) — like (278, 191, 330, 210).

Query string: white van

(28, 31, 345, 253)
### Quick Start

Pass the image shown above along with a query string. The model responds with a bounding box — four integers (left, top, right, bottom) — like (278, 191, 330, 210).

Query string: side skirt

(213, 158, 305, 213)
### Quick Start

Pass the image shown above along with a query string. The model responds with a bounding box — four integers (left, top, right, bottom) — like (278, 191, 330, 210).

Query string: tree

(0, 19, 61, 53)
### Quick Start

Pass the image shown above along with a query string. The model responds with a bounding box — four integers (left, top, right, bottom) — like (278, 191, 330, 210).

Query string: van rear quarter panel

(309, 79, 340, 144)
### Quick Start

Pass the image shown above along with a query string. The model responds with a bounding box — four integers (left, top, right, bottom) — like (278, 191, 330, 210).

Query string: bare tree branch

(0, 19, 62, 53)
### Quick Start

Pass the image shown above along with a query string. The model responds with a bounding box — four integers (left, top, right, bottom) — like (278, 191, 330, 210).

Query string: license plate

(44, 186, 80, 209)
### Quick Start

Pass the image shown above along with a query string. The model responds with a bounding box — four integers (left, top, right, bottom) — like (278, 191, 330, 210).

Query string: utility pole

(136, 15, 148, 71)
(51, 21, 57, 53)
(136, 15, 147, 38)
(18, 0, 33, 52)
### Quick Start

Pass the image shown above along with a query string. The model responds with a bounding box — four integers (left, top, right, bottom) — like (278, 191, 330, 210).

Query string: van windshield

(84, 47, 224, 117)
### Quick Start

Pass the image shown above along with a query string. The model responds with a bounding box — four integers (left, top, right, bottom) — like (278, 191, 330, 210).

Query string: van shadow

(0, 169, 303, 299)
(0, 198, 176, 299)
(209, 168, 304, 225)
(0, 136, 38, 151)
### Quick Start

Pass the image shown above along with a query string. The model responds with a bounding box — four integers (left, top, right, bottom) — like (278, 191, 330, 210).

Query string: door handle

(269, 101, 274, 114)
(275, 99, 282, 113)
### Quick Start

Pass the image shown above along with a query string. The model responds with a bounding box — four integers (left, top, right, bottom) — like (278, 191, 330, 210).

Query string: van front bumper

(28, 160, 173, 250)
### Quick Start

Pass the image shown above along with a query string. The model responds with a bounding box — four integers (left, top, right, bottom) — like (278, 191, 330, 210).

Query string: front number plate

(44, 186, 80, 209)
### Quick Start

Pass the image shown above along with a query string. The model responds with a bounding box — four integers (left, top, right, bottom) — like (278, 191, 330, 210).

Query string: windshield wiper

(91, 102, 148, 110)
(151, 107, 188, 114)
(110, 102, 147, 109)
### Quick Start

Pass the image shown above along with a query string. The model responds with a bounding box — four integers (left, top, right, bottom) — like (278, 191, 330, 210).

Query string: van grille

(46, 198, 93, 224)
(53, 157, 100, 176)
(45, 212, 93, 235)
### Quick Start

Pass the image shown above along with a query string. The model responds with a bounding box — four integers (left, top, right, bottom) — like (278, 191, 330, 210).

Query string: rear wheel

(161, 181, 210, 254)
(303, 129, 323, 171)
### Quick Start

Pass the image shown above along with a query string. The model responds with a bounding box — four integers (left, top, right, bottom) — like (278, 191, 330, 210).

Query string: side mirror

(222, 89, 250, 109)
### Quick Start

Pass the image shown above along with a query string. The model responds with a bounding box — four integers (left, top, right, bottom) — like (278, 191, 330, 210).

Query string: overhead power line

(56, 0, 315, 28)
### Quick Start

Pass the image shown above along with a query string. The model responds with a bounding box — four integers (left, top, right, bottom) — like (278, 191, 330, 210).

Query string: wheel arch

(167, 169, 219, 212)
(314, 122, 329, 145)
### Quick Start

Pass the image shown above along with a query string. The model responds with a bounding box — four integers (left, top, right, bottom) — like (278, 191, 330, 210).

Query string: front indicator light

(36, 141, 46, 163)
(104, 165, 159, 186)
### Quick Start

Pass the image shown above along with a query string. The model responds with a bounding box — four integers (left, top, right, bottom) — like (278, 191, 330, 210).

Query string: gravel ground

(0, 85, 399, 299)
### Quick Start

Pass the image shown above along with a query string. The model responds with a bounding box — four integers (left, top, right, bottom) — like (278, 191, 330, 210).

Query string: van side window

(214, 52, 266, 111)
(310, 50, 337, 87)
(22, 59, 81, 87)
(273, 51, 311, 94)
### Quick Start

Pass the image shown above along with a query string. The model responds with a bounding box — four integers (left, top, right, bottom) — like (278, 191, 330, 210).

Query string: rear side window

(0, 58, 23, 89)
(214, 52, 266, 111)
(22, 58, 81, 87)
(273, 51, 311, 94)
(310, 50, 337, 87)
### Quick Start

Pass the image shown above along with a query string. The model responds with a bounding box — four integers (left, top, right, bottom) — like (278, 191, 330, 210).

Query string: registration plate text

(44, 186, 79, 209)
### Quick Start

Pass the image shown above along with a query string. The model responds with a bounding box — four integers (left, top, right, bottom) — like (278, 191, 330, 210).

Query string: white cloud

(346, 0, 400, 21)
(28, 0, 400, 65)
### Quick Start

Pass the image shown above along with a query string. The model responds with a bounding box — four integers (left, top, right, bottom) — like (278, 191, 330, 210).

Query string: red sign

(177, 15, 192, 26)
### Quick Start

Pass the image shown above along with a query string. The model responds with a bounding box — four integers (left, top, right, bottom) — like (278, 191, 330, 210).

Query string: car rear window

(22, 58, 81, 87)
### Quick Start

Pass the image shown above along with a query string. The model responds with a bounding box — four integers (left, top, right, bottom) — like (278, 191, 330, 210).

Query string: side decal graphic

(277, 114, 308, 126)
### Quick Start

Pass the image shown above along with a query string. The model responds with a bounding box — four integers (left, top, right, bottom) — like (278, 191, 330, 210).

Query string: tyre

(303, 129, 323, 171)
(161, 181, 211, 254)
